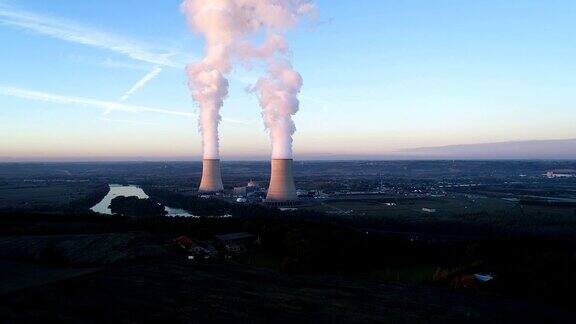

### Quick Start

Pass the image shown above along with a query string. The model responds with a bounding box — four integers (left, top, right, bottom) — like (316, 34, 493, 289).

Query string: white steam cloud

(181, 0, 315, 160)
(254, 59, 303, 158)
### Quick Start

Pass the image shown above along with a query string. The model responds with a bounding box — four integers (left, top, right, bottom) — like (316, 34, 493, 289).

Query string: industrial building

(199, 159, 224, 193)
(266, 159, 298, 203)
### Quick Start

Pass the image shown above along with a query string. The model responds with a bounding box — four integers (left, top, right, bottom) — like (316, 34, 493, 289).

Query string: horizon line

(2, 157, 576, 163)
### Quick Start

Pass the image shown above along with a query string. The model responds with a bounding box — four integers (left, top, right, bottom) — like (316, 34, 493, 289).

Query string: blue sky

(1, 0, 575, 161)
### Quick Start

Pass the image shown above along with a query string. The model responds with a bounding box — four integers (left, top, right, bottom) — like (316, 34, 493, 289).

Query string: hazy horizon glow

(1, 0, 576, 161)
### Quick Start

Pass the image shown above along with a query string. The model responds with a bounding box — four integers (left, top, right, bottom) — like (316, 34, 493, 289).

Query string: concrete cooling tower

(199, 159, 224, 193)
(266, 159, 297, 202)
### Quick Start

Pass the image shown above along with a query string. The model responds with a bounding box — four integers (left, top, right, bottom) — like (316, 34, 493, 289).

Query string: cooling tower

(266, 159, 297, 202)
(199, 159, 224, 193)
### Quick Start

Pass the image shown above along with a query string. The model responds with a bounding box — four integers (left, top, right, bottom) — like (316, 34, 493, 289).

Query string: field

(307, 195, 519, 217)
(0, 181, 107, 211)
(296, 194, 576, 237)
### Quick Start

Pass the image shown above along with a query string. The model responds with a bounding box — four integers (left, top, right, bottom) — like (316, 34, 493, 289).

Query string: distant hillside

(401, 139, 576, 160)
(2, 139, 575, 162)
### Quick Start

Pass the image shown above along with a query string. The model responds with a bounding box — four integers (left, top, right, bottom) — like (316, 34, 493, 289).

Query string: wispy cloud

(100, 58, 150, 71)
(0, 85, 194, 117)
(98, 116, 160, 126)
(0, 85, 253, 125)
(118, 66, 163, 102)
(0, 3, 179, 67)
(67, 55, 151, 71)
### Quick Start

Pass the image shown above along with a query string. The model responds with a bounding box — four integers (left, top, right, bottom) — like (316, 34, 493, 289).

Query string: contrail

(0, 85, 252, 125)
(0, 3, 177, 67)
(0, 85, 194, 117)
(118, 66, 163, 103)
(0, 3, 194, 105)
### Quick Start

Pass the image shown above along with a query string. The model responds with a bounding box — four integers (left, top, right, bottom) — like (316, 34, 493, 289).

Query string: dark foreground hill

(1, 212, 575, 323)
(1, 258, 572, 323)
(0, 232, 166, 266)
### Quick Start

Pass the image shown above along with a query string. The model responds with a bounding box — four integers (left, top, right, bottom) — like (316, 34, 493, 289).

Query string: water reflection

(91, 184, 195, 217)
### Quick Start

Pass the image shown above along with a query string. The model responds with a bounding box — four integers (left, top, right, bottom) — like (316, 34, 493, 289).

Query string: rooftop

(215, 232, 255, 241)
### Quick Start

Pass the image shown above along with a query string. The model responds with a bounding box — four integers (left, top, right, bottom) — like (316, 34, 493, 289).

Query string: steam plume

(255, 59, 302, 158)
(181, 0, 234, 159)
(181, 0, 314, 159)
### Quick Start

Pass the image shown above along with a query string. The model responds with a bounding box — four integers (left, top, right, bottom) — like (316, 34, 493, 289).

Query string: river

(90, 184, 196, 217)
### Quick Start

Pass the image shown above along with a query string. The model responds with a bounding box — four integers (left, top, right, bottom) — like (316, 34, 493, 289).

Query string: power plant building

(233, 180, 260, 197)
(266, 159, 297, 203)
(199, 159, 224, 193)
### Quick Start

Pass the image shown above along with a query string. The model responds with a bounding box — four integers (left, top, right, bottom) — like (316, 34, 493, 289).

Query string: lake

(91, 184, 196, 217)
